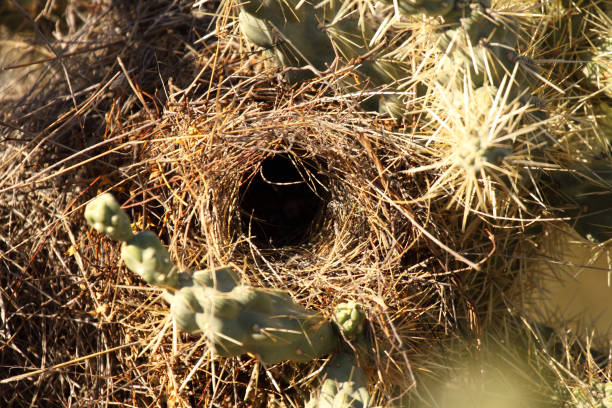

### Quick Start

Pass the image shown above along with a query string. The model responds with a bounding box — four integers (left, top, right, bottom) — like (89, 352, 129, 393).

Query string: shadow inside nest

(239, 153, 329, 249)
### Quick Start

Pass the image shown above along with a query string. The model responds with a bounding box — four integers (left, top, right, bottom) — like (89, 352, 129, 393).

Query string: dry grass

(1, 0, 611, 407)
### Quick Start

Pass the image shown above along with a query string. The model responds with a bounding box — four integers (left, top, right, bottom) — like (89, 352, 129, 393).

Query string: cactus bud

(84, 193, 134, 242)
(333, 301, 366, 340)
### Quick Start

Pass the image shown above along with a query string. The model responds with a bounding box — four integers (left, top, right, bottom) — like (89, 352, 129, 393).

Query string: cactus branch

(85, 193, 346, 364)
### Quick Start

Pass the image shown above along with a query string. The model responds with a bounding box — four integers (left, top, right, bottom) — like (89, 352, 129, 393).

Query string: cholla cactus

(379, 0, 475, 23)
(121, 231, 179, 289)
(583, 34, 612, 98)
(84, 193, 339, 363)
(171, 279, 339, 363)
(424, 83, 537, 228)
(581, 2, 611, 98)
(597, 102, 612, 139)
(436, 3, 540, 106)
(306, 352, 371, 408)
(84, 193, 179, 289)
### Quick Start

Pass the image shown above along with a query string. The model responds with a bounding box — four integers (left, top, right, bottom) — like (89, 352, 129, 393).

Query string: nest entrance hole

(239, 154, 328, 248)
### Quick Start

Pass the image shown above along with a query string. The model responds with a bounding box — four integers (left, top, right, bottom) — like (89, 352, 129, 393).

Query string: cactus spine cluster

(438, 4, 540, 104)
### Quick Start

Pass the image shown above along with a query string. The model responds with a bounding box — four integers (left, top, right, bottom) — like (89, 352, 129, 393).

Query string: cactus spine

(583, 33, 612, 99)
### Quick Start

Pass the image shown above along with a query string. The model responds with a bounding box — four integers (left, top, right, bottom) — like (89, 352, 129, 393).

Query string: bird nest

(1, 0, 609, 406)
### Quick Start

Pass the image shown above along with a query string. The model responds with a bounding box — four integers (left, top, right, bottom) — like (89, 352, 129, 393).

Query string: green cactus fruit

(192, 267, 240, 292)
(570, 382, 612, 408)
(306, 352, 371, 408)
(333, 301, 366, 340)
(121, 231, 179, 289)
(84, 193, 134, 242)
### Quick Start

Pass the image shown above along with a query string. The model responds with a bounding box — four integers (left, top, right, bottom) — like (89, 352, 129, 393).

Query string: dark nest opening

(239, 153, 328, 248)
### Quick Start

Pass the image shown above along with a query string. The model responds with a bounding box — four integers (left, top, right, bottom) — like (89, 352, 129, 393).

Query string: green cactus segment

(546, 162, 612, 243)
(375, 0, 497, 24)
(438, 4, 537, 103)
(380, 0, 479, 22)
(172, 284, 338, 364)
(398, 0, 456, 17)
(121, 231, 179, 289)
(238, 10, 275, 49)
(238, 0, 342, 75)
(333, 301, 366, 340)
(84, 193, 134, 242)
(570, 382, 612, 408)
(238, 0, 410, 114)
(171, 285, 205, 332)
(192, 267, 240, 292)
(306, 352, 371, 408)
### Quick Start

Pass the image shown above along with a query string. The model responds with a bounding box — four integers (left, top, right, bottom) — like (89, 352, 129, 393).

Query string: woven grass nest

(1, 0, 611, 406)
